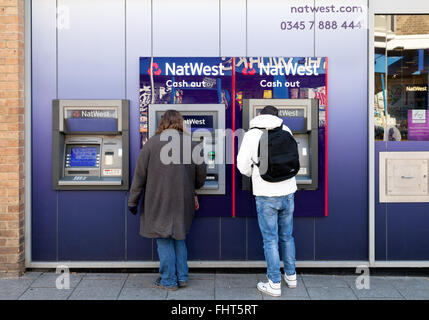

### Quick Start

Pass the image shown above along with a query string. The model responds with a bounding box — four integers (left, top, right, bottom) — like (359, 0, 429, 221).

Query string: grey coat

(128, 131, 206, 240)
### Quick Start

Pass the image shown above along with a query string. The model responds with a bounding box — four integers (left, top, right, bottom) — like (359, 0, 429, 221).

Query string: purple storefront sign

(408, 110, 429, 141)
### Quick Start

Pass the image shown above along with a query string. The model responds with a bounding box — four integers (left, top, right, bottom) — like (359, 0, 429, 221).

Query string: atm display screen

(280, 117, 305, 131)
(254, 107, 305, 131)
(69, 147, 98, 167)
(182, 115, 214, 132)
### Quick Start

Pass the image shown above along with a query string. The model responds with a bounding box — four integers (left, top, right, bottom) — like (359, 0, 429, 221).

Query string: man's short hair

(260, 105, 279, 116)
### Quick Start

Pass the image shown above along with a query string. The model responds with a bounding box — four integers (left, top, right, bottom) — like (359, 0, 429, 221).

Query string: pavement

(0, 271, 429, 300)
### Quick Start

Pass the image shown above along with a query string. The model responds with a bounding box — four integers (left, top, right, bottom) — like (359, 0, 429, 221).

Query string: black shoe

(154, 277, 178, 291)
(178, 280, 188, 288)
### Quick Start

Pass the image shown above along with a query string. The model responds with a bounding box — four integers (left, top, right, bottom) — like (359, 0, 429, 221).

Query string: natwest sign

(67, 109, 117, 119)
(164, 62, 225, 76)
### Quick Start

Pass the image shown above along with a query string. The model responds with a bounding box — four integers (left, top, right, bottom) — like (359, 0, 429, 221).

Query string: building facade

(1, 0, 429, 277)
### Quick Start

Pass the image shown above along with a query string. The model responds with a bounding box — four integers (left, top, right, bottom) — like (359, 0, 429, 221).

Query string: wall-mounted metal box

(242, 98, 319, 190)
(379, 152, 429, 202)
(52, 99, 130, 190)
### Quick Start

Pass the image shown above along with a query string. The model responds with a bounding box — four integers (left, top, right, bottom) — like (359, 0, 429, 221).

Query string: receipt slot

(52, 99, 129, 190)
(148, 104, 226, 195)
(242, 99, 319, 190)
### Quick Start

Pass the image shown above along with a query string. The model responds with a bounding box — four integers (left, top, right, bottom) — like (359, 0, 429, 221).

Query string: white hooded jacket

(237, 114, 297, 197)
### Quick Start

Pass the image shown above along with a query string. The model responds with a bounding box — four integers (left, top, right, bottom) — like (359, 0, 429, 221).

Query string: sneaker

(178, 280, 188, 288)
(257, 278, 281, 297)
(283, 273, 297, 288)
(154, 277, 178, 291)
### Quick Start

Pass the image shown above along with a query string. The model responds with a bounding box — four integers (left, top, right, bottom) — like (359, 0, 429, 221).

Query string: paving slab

(307, 287, 358, 300)
(75, 279, 125, 288)
(68, 295, 117, 300)
(30, 273, 83, 288)
(215, 274, 258, 288)
(166, 279, 215, 300)
(358, 297, 404, 300)
(302, 274, 350, 288)
(19, 287, 72, 300)
(68, 279, 125, 300)
(263, 295, 310, 300)
(397, 288, 429, 300)
(168, 286, 215, 300)
(124, 274, 159, 288)
(215, 287, 263, 300)
(0, 279, 34, 300)
(389, 277, 429, 290)
(351, 284, 403, 299)
(118, 287, 168, 300)
(19, 272, 43, 280)
(83, 273, 129, 280)
(189, 273, 215, 280)
(344, 275, 392, 288)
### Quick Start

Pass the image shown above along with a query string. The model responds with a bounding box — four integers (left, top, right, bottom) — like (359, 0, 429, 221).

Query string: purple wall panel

(57, 0, 126, 99)
(58, 191, 125, 261)
(31, 0, 58, 261)
(220, 217, 246, 260)
(31, 0, 376, 262)
(125, 0, 153, 261)
(313, 0, 368, 260)
(56, 0, 127, 260)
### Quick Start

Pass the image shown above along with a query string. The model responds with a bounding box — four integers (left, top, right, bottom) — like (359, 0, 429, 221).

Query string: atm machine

(148, 104, 226, 195)
(52, 99, 129, 190)
(242, 98, 319, 190)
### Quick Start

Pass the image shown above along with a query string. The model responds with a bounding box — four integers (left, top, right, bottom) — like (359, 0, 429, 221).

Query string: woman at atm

(128, 110, 206, 291)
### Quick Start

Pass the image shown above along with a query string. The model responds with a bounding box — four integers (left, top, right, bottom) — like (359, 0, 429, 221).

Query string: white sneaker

(283, 273, 297, 288)
(257, 278, 281, 297)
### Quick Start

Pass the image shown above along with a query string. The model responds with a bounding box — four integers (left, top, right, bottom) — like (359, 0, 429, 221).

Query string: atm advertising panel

(140, 57, 327, 217)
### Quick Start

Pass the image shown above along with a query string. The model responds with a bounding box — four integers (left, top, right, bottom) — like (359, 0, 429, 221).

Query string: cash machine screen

(255, 107, 305, 132)
(69, 147, 98, 167)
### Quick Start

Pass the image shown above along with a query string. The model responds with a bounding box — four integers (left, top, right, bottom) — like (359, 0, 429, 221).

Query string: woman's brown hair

(155, 109, 186, 135)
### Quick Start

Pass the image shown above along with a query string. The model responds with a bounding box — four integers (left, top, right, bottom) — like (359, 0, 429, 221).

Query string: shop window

(375, 15, 429, 141)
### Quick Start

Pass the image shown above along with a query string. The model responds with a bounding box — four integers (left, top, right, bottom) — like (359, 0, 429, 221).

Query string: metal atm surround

(52, 99, 129, 191)
(148, 104, 226, 195)
(242, 98, 319, 190)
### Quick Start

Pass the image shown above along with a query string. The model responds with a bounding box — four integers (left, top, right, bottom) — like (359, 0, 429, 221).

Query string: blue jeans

(156, 238, 188, 287)
(256, 193, 296, 283)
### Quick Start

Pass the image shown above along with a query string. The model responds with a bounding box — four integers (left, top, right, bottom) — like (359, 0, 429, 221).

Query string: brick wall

(395, 15, 429, 35)
(0, 0, 25, 278)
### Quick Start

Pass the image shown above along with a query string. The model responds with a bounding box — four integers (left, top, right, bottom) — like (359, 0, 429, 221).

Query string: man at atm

(237, 105, 298, 297)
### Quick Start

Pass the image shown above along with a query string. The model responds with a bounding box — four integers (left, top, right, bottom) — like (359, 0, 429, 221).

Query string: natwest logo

(258, 63, 319, 76)
(242, 63, 256, 75)
(165, 62, 225, 76)
(148, 62, 162, 75)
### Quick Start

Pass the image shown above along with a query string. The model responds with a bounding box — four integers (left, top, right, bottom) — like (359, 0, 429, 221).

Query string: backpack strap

(248, 125, 284, 168)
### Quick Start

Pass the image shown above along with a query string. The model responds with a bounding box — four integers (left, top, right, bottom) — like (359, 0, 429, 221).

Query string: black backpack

(252, 126, 300, 182)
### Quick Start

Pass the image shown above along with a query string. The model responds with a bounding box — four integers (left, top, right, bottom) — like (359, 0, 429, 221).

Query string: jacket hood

(249, 114, 283, 130)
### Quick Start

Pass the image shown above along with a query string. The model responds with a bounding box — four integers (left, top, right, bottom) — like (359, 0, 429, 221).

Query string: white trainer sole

(257, 284, 281, 297)
(256, 286, 282, 297)
(283, 276, 297, 289)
